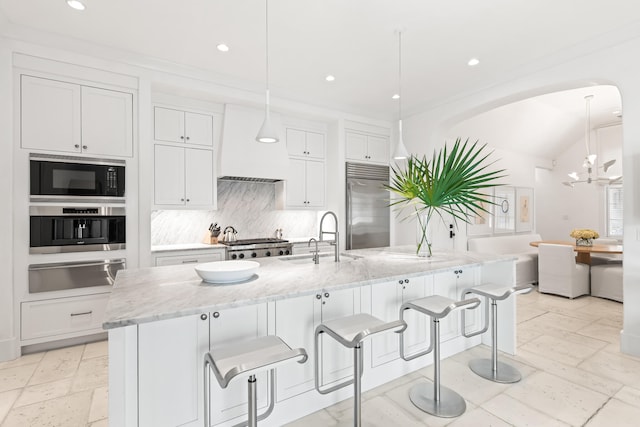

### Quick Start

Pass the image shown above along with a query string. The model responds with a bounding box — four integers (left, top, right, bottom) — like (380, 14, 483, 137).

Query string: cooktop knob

(251, 252, 257, 258)
(279, 250, 284, 256)
(231, 254, 237, 260)
(239, 253, 245, 259)
(265, 251, 271, 257)
(285, 250, 290, 255)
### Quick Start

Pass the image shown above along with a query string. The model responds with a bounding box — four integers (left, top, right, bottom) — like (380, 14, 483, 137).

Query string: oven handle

(28, 259, 126, 271)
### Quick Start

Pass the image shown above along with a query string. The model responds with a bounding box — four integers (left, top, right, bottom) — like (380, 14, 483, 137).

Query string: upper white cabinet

(154, 107, 213, 147)
(154, 144, 214, 208)
(345, 131, 389, 164)
(20, 75, 134, 157)
(286, 128, 325, 159)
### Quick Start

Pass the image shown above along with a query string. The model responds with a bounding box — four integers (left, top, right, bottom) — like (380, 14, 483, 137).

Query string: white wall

(401, 37, 640, 356)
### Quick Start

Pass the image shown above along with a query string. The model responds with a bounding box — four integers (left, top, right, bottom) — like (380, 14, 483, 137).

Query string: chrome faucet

(319, 211, 340, 262)
(308, 238, 319, 264)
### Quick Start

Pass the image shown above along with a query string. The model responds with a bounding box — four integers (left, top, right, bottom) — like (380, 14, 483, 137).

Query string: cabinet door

(286, 158, 307, 207)
(81, 86, 133, 157)
(185, 112, 213, 146)
(154, 145, 185, 205)
(370, 280, 402, 367)
(209, 304, 269, 425)
(320, 288, 356, 386)
(457, 267, 483, 333)
(345, 132, 367, 161)
(155, 252, 223, 266)
(21, 75, 81, 153)
(432, 271, 459, 341)
(154, 107, 185, 143)
(366, 135, 390, 163)
(274, 294, 318, 401)
(185, 148, 214, 207)
(305, 159, 325, 208)
(139, 315, 209, 427)
(402, 276, 432, 356)
(305, 131, 325, 159)
(286, 128, 306, 157)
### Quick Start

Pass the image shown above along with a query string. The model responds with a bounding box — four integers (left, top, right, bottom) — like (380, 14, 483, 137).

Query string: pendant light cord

(585, 95, 592, 157)
(398, 31, 402, 122)
(265, 0, 270, 105)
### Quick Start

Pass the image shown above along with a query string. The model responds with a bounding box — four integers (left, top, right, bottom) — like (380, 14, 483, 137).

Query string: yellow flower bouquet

(570, 229, 599, 246)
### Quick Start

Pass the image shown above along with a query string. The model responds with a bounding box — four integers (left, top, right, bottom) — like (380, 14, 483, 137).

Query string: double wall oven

(28, 154, 127, 293)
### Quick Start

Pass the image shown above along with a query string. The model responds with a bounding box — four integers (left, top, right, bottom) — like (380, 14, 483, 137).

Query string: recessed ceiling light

(217, 44, 229, 52)
(66, 0, 86, 11)
(392, 94, 400, 100)
(325, 75, 335, 82)
(467, 58, 480, 66)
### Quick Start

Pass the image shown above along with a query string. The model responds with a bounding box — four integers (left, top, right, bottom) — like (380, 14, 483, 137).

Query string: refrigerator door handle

(346, 182, 353, 250)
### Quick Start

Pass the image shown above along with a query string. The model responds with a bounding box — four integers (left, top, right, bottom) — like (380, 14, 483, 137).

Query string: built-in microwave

(30, 206, 126, 254)
(30, 154, 125, 202)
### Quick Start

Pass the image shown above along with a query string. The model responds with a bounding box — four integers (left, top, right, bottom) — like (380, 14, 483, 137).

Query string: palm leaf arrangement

(386, 138, 507, 256)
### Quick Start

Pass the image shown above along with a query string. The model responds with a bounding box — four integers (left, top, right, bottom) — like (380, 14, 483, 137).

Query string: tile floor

(0, 290, 638, 426)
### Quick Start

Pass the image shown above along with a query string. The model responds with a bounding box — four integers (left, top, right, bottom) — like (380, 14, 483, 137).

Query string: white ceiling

(1, 0, 639, 121)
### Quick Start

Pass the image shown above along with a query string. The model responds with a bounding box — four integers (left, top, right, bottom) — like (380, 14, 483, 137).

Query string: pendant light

(256, 0, 279, 143)
(393, 30, 409, 160)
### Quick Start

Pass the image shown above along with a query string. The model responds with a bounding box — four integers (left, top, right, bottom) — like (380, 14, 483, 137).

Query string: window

(607, 186, 623, 237)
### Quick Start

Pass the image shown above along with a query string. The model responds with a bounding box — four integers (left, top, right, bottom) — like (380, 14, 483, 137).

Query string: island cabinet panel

(208, 304, 269, 425)
(138, 314, 209, 427)
(274, 287, 359, 401)
(370, 276, 433, 367)
(432, 267, 481, 342)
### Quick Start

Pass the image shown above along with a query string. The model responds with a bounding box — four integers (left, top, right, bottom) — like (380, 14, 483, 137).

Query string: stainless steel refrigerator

(346, 162, 390, 250)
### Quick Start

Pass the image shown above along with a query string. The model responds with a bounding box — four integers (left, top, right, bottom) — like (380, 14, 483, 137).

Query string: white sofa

(468, 233, 542, 285)
(590, 264, 623, 302)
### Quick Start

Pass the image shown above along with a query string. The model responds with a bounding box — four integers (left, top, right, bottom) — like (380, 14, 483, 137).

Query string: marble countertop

(103, 246, 515, 330)
(151, 243, 227, 252)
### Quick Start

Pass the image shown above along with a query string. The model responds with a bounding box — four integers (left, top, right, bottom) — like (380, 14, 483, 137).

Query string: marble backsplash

(151, 180, 319, 245)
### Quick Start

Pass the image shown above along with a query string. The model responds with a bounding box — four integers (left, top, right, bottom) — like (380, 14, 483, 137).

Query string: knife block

(203, 234, 219, 244)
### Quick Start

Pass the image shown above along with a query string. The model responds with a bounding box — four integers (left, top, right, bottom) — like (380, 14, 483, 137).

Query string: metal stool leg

(469, 299, 522, 383)
(247, 375, 257, 427)
(408, 318, 466, 418)
(354, 344, 362, 427)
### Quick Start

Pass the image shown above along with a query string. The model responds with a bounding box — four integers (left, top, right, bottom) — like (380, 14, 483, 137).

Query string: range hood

(218, 104, 289, 182)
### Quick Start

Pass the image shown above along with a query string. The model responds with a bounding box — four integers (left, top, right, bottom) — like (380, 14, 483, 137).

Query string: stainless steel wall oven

(30, 206, 126, 254)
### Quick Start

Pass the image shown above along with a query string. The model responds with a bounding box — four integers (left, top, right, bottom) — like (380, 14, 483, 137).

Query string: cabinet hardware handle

(186, 199, 190, 202)
(316, 294, 322, 299)
(200, 314, 208, 321)
(186, 136, 190, 140)
(213, 312, 220, 318)
(459, 269, 463, 274)
(70, 311, 92, 317)
(404, 279, 409, 284)
(181, 259, 198, 264)
(180, 198, 185, 202)
(324, 292, 330, 298)
(398, 280, 403, 285)
(82, 145, 87, 150)
(74, 144, 80, 148)
(180, 136, 185, 139)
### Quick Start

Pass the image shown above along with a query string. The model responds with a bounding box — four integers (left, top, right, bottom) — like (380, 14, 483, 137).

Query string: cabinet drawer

(155, 253, 223, 266)
(21, 293, 110, 340)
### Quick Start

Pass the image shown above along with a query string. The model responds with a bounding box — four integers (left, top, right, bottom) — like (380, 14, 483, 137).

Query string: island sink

(279, 253, 360, 264)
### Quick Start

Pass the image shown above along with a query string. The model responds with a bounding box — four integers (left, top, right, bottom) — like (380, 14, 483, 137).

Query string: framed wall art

(515, 187, 534, 232)
(467, 189, 494, 236)
(493, 186, 515, 233)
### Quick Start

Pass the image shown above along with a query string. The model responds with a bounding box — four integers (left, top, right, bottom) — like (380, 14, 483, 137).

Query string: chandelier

(562, 95, 621, 187)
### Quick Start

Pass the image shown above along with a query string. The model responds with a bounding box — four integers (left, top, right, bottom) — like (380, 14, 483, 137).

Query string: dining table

(529, 240, 623, 265)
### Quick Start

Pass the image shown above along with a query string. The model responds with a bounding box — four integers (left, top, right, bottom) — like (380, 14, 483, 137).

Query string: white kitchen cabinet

(432, 267, 480, 342)
(20, 75, 134, 157)
(370, 276, 433, 367)
(138, 314, 209, 427)
(154, 250, 224, 266)
(208, 304, 269, 425)
(284, 158, 325, 208)
(154, 106, 213, 147)
(21, 293, 110, 341)
(154, 144, 214, 208)
(286, 128, 325, 159)
(274, 287, 358, 401)
(345, 131, 389, 164)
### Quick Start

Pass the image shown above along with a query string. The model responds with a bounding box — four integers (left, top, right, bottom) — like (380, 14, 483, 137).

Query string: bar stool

(204, 335, 307, 427)
(399, 295, 481, 418)
(314, 313, 406, 426)
(460, 283, 533, 383)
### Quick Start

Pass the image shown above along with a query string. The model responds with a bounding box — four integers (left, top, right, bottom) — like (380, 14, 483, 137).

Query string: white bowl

(195, 260, 259, 284)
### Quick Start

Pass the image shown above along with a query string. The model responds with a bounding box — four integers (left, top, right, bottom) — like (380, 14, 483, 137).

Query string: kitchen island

(105, 246, 517, 427)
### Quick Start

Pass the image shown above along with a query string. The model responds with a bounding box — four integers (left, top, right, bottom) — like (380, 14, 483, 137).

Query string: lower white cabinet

(138, 315, 209, 427)
(274, 287, 358, 401)
(154, 250, 224, 266)
(370, 276, 433, 367)
(21, 293, 110, 341)
(432, 267, 481, 341)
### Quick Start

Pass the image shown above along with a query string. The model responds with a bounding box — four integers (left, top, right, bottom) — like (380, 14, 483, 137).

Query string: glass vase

(575, 238, 593, 247)
(416, 213, 433, 257)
